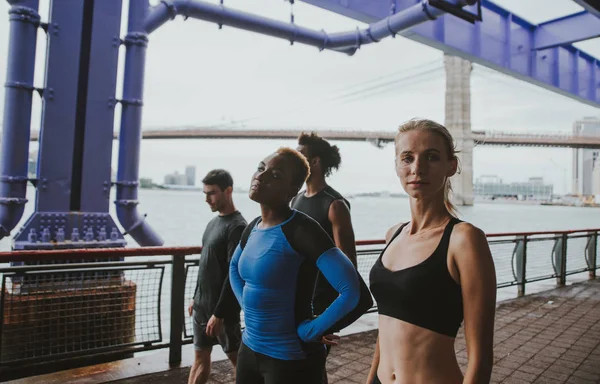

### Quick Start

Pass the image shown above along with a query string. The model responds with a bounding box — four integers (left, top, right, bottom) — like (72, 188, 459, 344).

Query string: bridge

(28, 128, 600, 149)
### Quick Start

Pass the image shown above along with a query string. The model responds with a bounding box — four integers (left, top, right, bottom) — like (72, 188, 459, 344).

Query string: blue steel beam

(534, 11, 600, 50)
(301, 0, 600, 107)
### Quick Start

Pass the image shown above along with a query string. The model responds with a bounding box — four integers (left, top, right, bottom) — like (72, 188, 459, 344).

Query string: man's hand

(188, 300, 194, 317)
(206, 315, 224, 337)
(321, 334, 340, 346)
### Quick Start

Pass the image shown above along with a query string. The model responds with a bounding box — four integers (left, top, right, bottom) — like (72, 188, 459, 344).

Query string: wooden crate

(1, 280, 137, 363)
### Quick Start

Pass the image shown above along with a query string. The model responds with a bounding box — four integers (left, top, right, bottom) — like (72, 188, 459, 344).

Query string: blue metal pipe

(115, 0, 163, 246)
(144, 0, 472, 55)
(116, 0, 471, 245)
(0, 0, 40, 240)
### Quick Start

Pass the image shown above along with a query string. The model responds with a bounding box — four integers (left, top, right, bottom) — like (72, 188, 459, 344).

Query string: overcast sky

(0, 0, 599, 194)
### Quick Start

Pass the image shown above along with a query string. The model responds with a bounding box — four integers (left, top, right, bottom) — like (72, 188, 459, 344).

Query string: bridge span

(29, 128, 600, 149)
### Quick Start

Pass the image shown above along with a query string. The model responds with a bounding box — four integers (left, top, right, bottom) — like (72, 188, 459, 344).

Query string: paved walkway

(113, 279, 600, 384)
(12, 279, 600, 384)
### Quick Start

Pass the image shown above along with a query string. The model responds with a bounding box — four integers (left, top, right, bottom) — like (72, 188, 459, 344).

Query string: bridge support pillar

(444, 54, 474, 206)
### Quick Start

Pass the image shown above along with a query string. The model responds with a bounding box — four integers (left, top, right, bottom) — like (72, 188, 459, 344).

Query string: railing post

(554, 234, 568, 287)
(552, 234, 564, 287)
(169, 254, 185, 364)
(587, 231, 597, 279)
(515, 235, 527, 297)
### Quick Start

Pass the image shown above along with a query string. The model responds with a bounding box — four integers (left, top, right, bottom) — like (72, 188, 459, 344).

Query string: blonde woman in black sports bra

(367, 119, 497, 384)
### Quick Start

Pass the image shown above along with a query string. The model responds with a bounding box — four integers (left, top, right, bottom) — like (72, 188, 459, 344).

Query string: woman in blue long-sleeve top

(229, 147, 368, 384)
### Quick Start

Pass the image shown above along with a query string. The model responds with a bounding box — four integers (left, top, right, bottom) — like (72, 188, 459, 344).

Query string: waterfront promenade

(10, 278, 600, 384)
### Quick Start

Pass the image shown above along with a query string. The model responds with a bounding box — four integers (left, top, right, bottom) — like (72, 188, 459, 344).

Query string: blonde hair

(276, 147, 311, 189)
(395, 118, 460, 217)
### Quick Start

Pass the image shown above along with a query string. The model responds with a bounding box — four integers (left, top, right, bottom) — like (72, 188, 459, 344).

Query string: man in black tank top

(291, 133, 357, 384)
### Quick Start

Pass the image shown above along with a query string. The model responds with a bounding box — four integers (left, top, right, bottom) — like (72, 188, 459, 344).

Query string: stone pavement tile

(525, 358, 554, 371)
(554, 359, 582, 370)
(490, 371, 508, 383)
(562, 351, 589, 364)
(345, 361, 371, 373)
(537, 348, 565, 360)
(509, 349, 536, 361)
(570, 344, 595, 354)
(493, 365, 517, 377)
(506, 370, 538, 382)
(578, 361, 600, 375)
(571, 369, 600, 382)
(339, 351, 364, 362)
(565, 377, 598, 384)
(517, 365, 546, 377)
(532, 376, 564, 384)
(502, 376, 529, 384)
(496, 357, 525, 370)
(328, 366, 359, 379)
(540, 368, 575, 382)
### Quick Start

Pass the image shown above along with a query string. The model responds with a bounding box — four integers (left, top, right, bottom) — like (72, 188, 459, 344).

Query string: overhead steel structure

(303, 0, 600, 107)
(1, 0, 599, 249)
(0, 0, 477, 249)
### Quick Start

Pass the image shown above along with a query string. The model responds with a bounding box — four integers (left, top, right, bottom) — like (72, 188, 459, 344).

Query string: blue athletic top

(229, 210, 360, 360)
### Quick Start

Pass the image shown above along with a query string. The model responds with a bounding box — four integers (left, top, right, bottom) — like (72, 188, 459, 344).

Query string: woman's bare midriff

(376, 315, 463, 384)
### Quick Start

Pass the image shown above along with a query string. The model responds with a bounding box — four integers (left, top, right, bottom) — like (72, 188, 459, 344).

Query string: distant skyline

(1, 0, 600, 195)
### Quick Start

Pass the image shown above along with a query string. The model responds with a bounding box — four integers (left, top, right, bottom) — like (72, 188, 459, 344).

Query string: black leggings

(322, 344, 332, 384)
(236, 342, 325, 384)
(371, 374, 382, 384)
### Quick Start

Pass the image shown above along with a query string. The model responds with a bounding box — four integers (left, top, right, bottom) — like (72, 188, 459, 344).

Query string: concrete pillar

(444, 54, 474, 206)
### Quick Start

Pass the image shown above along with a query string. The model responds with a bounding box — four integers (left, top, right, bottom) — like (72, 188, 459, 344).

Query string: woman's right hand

(321, 333, 340, 346)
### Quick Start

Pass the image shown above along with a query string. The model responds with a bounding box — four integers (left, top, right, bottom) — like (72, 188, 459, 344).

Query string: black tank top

(291, 185, 350, 314)
(369, 218, 463, 338)
(291, 185, 349, 240)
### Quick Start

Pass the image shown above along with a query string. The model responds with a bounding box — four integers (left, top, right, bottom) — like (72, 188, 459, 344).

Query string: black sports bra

(369, 218, 463, 337)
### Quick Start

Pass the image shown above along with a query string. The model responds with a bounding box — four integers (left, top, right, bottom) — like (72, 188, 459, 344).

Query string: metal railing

(0, 228, 598, 379)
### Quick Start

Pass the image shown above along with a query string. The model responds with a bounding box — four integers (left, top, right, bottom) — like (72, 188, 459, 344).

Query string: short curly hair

(298, 132, 341, 177)
(276, 147, 310, 190)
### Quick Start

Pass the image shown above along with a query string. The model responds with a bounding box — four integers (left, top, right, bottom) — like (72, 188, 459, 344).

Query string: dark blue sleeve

(213, 225, 244, 319)
(228, 243, 244, 306)
(296, 247, 359, 342)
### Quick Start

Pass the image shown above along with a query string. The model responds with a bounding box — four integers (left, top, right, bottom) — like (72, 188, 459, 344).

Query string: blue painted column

(34, 0, 85, 213)
(115, 0, 163, 246)
(12, 0, 126, 249)
(0, 0, 40, 239)
(79, 0, 123, 213)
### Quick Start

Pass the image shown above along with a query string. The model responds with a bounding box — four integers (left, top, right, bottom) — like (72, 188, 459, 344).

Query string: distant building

(28, 149, 38, 178)
(572, 117, 600, 196)
(28, 157, 36, 178)
(474, 175, 553, 201)
(164, 171, 187, 186)
(140, 178, 154, 189)
(185, 165, 196, 186)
